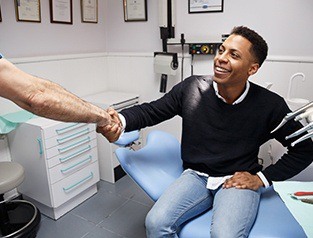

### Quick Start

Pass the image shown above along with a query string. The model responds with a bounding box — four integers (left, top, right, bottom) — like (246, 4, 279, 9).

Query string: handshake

(96, 108, 124, 143)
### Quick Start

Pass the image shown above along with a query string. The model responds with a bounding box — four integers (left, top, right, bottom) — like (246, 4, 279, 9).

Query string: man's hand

(96, 108, 123, 143)
(96, 110, 112, 127)
(223, 172, 264, 191)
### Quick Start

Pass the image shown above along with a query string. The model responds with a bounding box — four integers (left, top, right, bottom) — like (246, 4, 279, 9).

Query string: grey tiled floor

(36, 175, 154, 238)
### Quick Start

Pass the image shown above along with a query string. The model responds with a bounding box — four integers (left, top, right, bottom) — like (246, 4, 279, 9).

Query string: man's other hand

(223, 171, 264, 191)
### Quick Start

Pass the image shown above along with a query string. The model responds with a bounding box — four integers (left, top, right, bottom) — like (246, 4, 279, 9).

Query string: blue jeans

(145, 169, 261, 238)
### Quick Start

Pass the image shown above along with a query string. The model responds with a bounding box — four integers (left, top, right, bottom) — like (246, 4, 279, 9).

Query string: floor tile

(99, 199, 150, 238)
(98, 176, 154, 207)
(83, 226, 124, 238)
(70, 189, 128, 224)
(98, 176, 136, 198)
(36, 213, 96, 238)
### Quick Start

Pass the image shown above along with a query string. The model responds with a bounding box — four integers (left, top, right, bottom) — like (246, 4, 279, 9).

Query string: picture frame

(50, 0, 73, 24)
(81, 0, 98, 23)
(188, 0, 224, 14)
(0, 5, 2, 22)
(15, 0, 41, 23)
(123, 0, 147, 22)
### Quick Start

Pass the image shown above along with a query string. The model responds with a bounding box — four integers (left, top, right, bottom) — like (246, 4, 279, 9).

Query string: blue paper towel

(0, 110, 35, 134)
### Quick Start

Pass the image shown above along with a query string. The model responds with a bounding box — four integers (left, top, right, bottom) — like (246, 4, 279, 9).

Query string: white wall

(0, 0, 108, 58)
(107, 0, 313, 57)
(3, 0, 313, 57)
(105, 0, 161, 52)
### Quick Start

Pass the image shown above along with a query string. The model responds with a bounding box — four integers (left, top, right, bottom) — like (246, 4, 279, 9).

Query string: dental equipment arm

(286, 122, 313, 140)
(280, 101, 313, 146)
(271, 101, 313, 133)
(291, 131, 313, 147)
(295, 107, 313, 122)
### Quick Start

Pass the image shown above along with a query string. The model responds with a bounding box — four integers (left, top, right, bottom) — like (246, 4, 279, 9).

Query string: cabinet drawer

(42, 122, 89, 140)
(47, 140, 97, 169)
(44, 124, 95, 149)
(49, 148, 98, 184)
(45, 134, 97, 159)
(51, 161, 99, 208)
(47, 139, 97, 168)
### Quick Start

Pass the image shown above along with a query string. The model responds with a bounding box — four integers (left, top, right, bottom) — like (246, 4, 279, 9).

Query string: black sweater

(121, 75, 313, 184)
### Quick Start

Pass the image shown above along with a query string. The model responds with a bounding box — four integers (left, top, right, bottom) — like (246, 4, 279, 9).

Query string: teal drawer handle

(57, 128, 90, 144)
(55, 123, 81, 135)
(60, 156, 92, 174)
(62, 172, 94, 192)
(37, 138, 43, 155)
(59, 145, 92, 163)
(58, 137, 91, 153)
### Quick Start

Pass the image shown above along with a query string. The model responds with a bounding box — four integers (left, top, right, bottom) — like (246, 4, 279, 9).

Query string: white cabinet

(8, 117, 100, 220)
(83, 91, 141, 183)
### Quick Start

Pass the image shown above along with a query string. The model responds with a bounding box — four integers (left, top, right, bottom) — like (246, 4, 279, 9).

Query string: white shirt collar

(212, 81, 250, 105)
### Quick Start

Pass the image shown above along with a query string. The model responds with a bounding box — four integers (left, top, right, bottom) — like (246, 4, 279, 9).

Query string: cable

(180, 33, 185, 82)
(181, 48, 184, 82)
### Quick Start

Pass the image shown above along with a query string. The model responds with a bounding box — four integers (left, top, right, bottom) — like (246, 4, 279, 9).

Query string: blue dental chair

(115, 130, 306, 238)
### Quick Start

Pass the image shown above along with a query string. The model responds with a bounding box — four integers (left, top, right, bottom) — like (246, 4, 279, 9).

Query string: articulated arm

(283, 102, 313, 146)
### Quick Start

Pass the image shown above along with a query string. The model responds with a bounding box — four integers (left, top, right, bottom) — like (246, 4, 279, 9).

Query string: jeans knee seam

(172, 194, 211, 231)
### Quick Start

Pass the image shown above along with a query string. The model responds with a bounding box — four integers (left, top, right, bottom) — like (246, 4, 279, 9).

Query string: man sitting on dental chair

(99, 26, 313, 238)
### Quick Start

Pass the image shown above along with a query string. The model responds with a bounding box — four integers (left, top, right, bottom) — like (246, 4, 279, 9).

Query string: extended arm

(0, 58, 111, 127)
(97, 81, 184, 142)
(120, 83, 183, 132)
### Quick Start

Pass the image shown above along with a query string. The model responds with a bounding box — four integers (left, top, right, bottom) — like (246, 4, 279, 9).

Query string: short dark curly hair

(231, 26, 268, 67)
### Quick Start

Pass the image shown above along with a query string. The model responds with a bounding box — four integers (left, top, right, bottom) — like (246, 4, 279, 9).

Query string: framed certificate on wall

(189, 0, 224, 13)
(81, 0, 98, 23)
(123, 0, 147, 22)
(50, 0, 73, 24)
(15, 0, 41, 22)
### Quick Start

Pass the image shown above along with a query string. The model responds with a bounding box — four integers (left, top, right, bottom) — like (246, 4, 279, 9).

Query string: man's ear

(248, 63, 259, 76)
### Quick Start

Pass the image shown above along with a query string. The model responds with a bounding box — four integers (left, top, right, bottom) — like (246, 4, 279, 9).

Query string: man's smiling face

(213, 34, 259, 88)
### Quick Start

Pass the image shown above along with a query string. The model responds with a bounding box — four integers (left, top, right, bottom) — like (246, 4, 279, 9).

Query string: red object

(294, 191, 313, 196)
